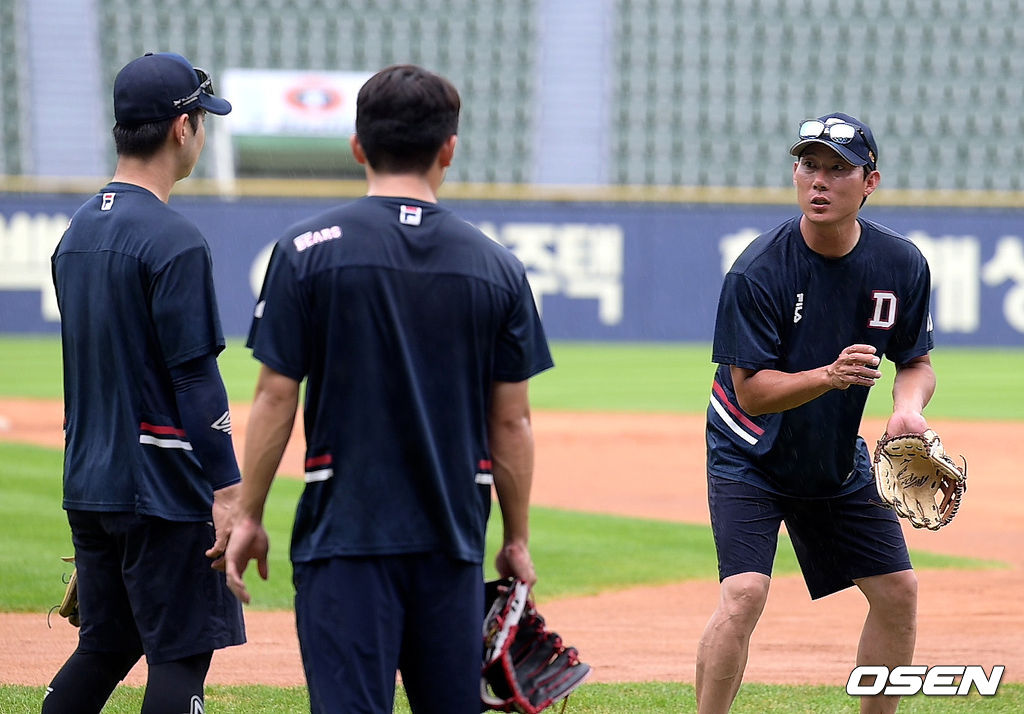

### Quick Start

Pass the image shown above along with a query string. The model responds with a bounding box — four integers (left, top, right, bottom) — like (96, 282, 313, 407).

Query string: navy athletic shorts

(67, 510, 245, 664)
(707, 475, 912, 599)
(293, 552, 483, 714)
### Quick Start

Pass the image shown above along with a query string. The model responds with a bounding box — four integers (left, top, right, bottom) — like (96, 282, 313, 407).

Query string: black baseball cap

(113, 52, 232, 124)
(789, 112, 878, 170)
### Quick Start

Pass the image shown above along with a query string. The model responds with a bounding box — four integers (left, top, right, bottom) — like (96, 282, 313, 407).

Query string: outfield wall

(1, 193, 1022, 346)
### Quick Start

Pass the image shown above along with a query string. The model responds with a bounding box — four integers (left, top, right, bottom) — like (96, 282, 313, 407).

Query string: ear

(171, 114, 190, 145)
(437, 135, 457, 169)
(864, 168, 881, 198)
(350, 134, 367, 165)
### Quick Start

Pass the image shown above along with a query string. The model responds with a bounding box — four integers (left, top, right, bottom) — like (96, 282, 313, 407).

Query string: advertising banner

(222, 69, 370, 137)
(218, 69, 373, 178)
(1, 193, 1022, 347)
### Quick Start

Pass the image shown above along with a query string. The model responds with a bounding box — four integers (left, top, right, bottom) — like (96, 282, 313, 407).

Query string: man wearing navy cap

(45, 52, 244, 714)
(696, 113, 936, 714)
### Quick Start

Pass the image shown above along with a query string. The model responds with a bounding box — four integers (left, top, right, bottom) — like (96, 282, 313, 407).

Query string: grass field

(2, 681, 1023, 713)
(1, 335, 1020, 712)
(0, 441, 998, 613)
(2, 336, 1023, 420)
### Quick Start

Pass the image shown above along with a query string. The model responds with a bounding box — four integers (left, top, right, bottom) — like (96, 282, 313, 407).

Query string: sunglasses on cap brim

(797, 119, 876, 167)
(172, 67, 216, 109)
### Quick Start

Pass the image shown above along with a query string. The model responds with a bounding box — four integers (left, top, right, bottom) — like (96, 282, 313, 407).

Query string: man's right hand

(224, 514, 270, 604)
(495, 539, 536, 588)
(826, 344, 881, 390)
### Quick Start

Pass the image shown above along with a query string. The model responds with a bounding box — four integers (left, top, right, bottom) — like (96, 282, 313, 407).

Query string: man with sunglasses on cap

(696, 113, 934, 714)
(46, 52, 244, 713)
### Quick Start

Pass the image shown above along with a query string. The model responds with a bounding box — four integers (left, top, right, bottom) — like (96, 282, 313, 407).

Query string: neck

(799, 215, 862, 258)
(364, 167, 444, 203)
(111, 155, 180, 203)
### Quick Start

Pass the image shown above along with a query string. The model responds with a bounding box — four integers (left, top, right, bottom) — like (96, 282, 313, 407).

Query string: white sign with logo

(213, 69, 375, 183)
(221, 69, 372, 137)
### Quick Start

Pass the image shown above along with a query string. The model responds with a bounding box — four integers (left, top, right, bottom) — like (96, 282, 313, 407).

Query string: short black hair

(355, 64, 460, 174)
(112, 109, 204, 159)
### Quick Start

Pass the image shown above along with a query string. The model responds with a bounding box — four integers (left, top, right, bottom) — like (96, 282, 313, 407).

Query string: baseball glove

(481, 578, 591, 714)
(872, 429, 967, 531)
(52, 556, 79, 627)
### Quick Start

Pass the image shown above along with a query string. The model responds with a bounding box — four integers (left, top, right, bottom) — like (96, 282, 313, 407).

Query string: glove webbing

(521, 646, 589, 710)
(500, 612, 589, 712)
(484, 649, 584, 714)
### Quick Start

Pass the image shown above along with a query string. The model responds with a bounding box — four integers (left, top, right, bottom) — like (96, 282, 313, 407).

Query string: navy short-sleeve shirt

(707, 217, 933, 497)
(52, 183, 228, 520)
(247, 196, 553, 564)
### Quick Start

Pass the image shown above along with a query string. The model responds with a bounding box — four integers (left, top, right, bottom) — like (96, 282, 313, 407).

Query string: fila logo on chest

(793, 293, 804, 323)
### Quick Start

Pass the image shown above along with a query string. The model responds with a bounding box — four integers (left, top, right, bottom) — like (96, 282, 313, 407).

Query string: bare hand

(224, 515, 270, 604)
(206, 483, 240, 570)
(885, 410, 928, 438)
(826, 344, 882, 390)
(495, 540, 537, 588)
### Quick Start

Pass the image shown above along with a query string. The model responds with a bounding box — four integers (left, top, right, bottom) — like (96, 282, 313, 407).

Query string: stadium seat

(5, 0, 1024, 190)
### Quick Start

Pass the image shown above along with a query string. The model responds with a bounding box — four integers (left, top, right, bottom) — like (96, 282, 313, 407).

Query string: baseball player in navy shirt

(225, 65, 552, 713)
(46, 53, 244, 713)
(696, 114, 935, 714)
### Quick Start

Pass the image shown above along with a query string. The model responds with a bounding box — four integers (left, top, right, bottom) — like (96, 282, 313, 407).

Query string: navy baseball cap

(113, 52, 231, 124)
(789, 112, 878, 170)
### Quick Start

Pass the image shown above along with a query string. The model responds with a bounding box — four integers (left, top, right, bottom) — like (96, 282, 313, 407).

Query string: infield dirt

(1, 399, 1021, 688)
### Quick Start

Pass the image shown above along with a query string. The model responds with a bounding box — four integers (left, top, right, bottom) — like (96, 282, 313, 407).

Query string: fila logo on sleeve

(869, 290, 898, 329)
(101, 193, 116, 211)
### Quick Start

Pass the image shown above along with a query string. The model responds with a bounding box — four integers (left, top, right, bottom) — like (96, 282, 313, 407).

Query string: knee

(864, 570, 918, 617)
(718, 574, 770, 626)
(890, 570, 919, 613)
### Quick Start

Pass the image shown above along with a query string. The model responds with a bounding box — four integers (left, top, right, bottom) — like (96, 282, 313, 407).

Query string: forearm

(732, 344, 882, 416)
(892, 356, 935, 415)
(491, 427, 533, 546)
(489, 383, 534, 547)
(239, 366, 300, 523)
(170, 354, 241, 490)
(732, 366, 833, 416)
(214, 482, 240, 505)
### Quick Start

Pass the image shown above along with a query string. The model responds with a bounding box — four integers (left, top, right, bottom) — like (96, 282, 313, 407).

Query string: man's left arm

(489, 379, 537, 588)
(224, 364, 300, 603)
(886, 354, 936, 436)
(168, 354, 242, 565)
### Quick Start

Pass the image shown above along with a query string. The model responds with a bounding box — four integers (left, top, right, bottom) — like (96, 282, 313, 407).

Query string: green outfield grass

(0, 441, 1002, 613)
(1, 336, 1019, 711)
(1, 336, 1021, 420)
(3, 681, 1023, 713)
(528, 341, 1024, 420)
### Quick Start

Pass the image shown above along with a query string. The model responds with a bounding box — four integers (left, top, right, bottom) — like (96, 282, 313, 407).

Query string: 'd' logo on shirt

(399, 205, 422, 226)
